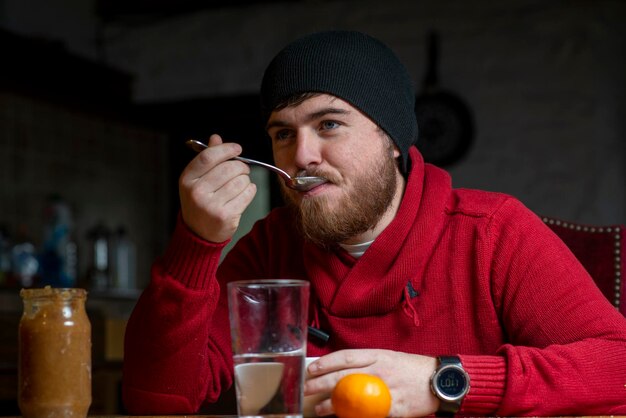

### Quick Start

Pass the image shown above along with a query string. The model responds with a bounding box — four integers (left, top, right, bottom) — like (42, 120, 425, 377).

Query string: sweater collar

(304, 146, 452, 317)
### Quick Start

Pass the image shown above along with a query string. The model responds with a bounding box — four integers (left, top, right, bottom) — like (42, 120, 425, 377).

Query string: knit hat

(260, 30, 418, 174)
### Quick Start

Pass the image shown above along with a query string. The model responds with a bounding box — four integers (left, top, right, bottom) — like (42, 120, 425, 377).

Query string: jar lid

(20, 286, 87, 300)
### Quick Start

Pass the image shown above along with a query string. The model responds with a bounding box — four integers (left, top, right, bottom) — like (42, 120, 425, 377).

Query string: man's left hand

(304, 349, 439, 417)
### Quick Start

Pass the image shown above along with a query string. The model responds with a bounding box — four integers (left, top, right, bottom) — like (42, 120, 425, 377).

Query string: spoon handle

(232, 156, 291, 181)
(185, 139, 291, 181)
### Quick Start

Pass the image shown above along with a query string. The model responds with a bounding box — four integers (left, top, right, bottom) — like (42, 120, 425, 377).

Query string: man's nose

(293, 131, 322, 169)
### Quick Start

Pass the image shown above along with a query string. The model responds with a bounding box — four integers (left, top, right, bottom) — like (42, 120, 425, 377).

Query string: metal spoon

(185, 139, 328, 192)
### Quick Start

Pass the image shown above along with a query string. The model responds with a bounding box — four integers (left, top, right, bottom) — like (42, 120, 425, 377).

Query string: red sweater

(123, 148, 626, 416)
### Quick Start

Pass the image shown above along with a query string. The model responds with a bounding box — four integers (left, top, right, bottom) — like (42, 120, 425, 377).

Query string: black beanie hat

(260, 30, 418, 174)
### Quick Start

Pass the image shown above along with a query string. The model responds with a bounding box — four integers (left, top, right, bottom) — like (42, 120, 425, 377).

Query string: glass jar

(19, 287, 92, 418)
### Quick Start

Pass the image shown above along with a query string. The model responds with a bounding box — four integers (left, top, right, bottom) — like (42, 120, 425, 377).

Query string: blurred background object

(111, 225, 137, 292)
(38, 194, 77, 288)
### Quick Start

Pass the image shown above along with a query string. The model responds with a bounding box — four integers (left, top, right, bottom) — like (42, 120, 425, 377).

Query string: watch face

(437, 367, 468, 399)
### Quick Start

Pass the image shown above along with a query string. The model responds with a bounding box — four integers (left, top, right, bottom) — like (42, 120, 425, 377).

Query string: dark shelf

(0, 28, 133, 115)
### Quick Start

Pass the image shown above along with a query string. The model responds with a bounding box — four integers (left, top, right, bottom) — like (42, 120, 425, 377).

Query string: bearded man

(123, 31, 626, 417)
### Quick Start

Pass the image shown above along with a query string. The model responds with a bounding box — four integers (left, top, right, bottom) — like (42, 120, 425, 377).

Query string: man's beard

(282, 148, 398, 247)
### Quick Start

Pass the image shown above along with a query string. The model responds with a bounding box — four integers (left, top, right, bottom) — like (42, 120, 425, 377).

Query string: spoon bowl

(186, 139, 327, 192)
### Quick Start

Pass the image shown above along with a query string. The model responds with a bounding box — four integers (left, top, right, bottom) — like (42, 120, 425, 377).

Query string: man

(123, 31, 626, 416)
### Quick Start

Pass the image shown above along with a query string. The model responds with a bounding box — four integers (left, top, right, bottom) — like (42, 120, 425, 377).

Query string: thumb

(207, 133, 224, 147)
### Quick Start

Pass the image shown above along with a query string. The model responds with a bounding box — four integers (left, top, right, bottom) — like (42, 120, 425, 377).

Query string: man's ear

(393, 145, 401, 158)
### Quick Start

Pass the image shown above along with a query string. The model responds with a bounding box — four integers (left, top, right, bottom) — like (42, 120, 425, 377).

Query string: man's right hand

(179, 134, 257, 243)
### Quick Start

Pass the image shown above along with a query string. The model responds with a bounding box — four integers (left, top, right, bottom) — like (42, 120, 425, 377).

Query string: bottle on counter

(86, 222, 111, 291)
(10, 224, 39, 288)
(18, 286, 92, 418)
(39, 195, 78, 288)
(111, 225, 137, 291)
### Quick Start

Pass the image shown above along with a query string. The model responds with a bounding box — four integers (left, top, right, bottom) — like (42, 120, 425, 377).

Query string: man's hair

(273, 92, 322, 113)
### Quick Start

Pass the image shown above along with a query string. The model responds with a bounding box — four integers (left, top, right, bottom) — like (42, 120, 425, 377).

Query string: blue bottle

(39, 195, 77, 288)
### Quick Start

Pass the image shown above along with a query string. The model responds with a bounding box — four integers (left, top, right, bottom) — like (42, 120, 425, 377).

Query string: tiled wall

(0, 92, 169, 289)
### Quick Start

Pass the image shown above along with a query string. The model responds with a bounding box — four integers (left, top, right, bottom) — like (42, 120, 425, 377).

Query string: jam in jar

(19, 287, 91, 418)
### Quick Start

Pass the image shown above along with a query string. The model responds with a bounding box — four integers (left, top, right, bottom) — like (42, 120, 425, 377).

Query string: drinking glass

(228, 279, 309, 418)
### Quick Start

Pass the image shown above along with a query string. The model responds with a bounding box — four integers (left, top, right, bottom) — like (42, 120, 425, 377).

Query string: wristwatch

(430, 356, 470, 416)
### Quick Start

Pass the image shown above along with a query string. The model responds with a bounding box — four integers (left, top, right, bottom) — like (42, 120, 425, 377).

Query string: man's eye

(321, 120, 340, 130)
(274, 130, 293, 141)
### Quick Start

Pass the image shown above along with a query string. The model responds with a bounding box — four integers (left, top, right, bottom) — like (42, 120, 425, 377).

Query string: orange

(331, 373, 392, 418)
